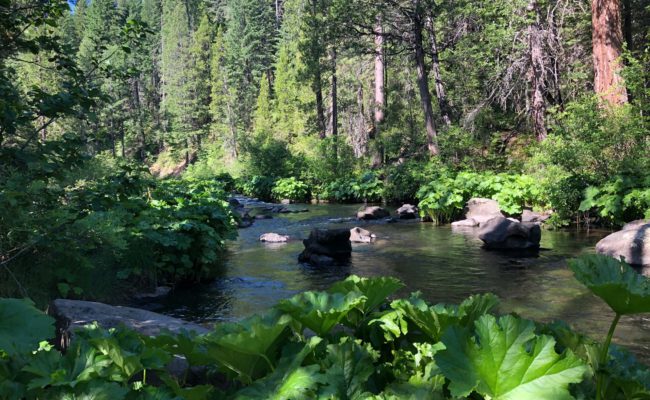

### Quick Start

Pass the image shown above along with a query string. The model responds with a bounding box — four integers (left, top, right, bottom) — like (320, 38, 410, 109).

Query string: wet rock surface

(596, 223, 650, 266)
(299, 228, 352, 266)
(478, 217, 541, 250)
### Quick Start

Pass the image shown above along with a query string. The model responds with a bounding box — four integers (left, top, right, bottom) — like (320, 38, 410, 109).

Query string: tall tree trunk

(371, 16, 385, 167)
(425, 14, 451, 126)
(592, 0, 628, 105)
(412, 5, 439, 157)
(314, 68, 326, 139)
(528, 0, 547, 141)
(330, 47, 338, 138)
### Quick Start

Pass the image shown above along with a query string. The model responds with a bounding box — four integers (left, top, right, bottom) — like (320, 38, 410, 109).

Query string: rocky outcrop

(298, 228, 351, 266)
(260, 233, 290, 243)
(452, 198, 504, 227)
(357, 206, 390, 220)
(521, 209, 551, 224)
(478, 217, 541, 250)
(596, 223, 650, 266)
(350, 227, 376, 243)
(235, 209, 254, 228)
(397, 204, 418, 219)
(50, 299, 210, 338)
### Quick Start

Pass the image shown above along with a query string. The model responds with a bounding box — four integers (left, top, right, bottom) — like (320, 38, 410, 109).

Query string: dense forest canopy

(1, 0, 649, 299)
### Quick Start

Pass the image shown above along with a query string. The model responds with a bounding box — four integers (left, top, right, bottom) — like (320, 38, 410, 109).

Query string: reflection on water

(158, 203, 650, 362)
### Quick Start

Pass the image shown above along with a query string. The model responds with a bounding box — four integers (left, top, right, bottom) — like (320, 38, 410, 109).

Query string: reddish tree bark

(592, 0, 628, 105)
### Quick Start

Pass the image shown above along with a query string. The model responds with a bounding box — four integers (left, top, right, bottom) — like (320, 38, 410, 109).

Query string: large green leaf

(233, 337, 325, 400)
(276, 291, 367, 336)
(201, 311, 291, 383)
(316, 338, 379, 399)
(569, 254, 650, 315)
(329, 276, 404, 313)
(0, 298, 55, 356)
(435, 314, 588, 399)
(390, 293, 498, 341)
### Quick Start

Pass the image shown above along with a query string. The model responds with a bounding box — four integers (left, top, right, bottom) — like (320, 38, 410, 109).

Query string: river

(157, 203, 650, 362)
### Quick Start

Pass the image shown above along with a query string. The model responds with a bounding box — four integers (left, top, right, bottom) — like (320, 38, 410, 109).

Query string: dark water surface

(158, 203, 650, 361)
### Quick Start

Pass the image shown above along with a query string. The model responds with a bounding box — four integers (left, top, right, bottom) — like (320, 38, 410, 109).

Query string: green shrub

(319, 172, 384, 203)
(416, 171, 547, 223)
(384, 160, 441, 204)
(579, 173, 650, 226)
(3, 262, 650, 399)
(236, 175, 275, 201)
(272, 177, 310, 202)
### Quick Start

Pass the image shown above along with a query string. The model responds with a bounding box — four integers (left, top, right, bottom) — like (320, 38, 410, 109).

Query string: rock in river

(350, 227, 376, 243)
(452, 198, 504, 227)
(260, 232, 290, 243)
(357, 206, 390, 220)
(397, 204, 418, 219)
(50, 299, 210, 339)
(596, 223, 650, 266)
(478, 216, 541, 250)
(298, 228, 351, 266)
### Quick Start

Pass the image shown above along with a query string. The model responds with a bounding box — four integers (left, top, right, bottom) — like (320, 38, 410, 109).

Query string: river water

(158, 203, 650, 362)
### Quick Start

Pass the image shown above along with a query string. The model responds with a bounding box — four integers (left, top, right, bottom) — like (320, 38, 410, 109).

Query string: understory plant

(2, 257, 650, 399)
(417, 171, 546, 223)
(271, 177, 311, 202)
(579, 173, 650, 226)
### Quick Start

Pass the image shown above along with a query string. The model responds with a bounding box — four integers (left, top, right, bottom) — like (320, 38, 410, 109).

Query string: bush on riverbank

(0, 147, 237, 305)
(2, 255, 649, 399)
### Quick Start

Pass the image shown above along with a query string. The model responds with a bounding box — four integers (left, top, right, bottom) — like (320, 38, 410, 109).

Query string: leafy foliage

(4, 274, 650, 399)
(579, 173, 650, 226)
(569, 255, 650, 316)
(417, 171, 546, 223)
(436, 314, 589, 399)
(271, 177, 310, 202)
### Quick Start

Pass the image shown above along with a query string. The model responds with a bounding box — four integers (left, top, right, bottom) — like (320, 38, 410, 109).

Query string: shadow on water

(157, 203, 650, 363)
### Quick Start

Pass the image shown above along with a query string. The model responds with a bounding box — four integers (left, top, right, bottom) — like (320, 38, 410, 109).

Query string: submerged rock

(133, 286, 172, 302)
(397, 204, 418, 219)
(596, 223, 650, 266)
(260, 233, 290, 243)
(478, 217, 541, 250)
(357, 206, 390, 220)
(350, 227, 376, 243)
(299, 228, 351, 266)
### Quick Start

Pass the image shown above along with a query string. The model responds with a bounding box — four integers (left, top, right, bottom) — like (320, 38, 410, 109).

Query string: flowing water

(157, 203, 650, 362)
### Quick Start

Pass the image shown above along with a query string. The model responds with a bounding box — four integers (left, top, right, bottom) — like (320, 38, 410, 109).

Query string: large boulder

(298, 228, 351, 266)
(357, 206, 390, 220)
(622, 219, 650, 231)
(465, 198, 504, 225)
(397, 204, 418, 219)
(50, 299, 210, 338)
(522, 209, 551, 224)
(350, 227, 376, 243)
(478, 217, 541, 250)
(260, 233, 289, 243)
(596, 223, 650, 266)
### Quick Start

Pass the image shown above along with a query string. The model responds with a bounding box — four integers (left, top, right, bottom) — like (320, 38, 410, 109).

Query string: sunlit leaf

(435, 314, 588, 399)
(569, 254, 650, 315)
